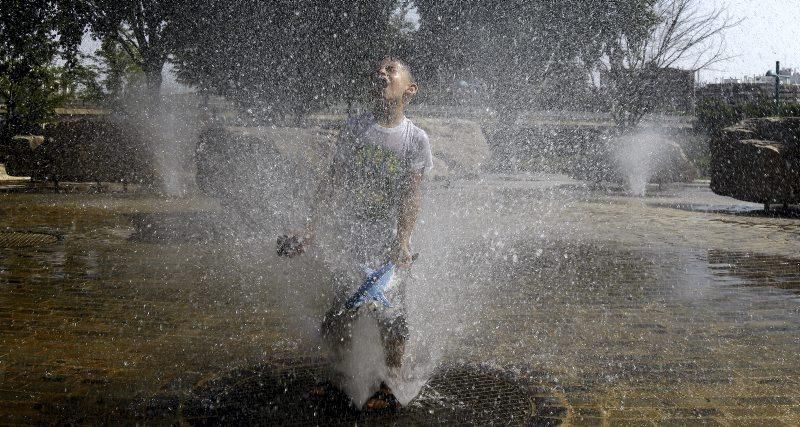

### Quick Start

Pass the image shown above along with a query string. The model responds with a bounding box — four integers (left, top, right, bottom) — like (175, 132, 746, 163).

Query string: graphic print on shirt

(348, 141, 408, 221)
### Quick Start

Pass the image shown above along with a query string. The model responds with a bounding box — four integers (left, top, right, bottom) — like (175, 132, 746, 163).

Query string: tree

(412, 0, 656, 114)
(595, 0, 737, 130)
(412, 0, 734, 129)
(92, 36, 145, 103)
(84, 0, 182, 100)
(172, 0, 402, 122)
(0, 0, 86, 137)
(58, 60, 106, 103)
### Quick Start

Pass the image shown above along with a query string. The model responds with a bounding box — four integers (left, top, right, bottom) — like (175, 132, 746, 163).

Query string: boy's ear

(404, 83, 418, 98)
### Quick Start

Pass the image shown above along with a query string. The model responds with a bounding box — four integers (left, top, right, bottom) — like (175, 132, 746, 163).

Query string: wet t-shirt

(324, 114, 432, 301)
(331, 114, 433, 227)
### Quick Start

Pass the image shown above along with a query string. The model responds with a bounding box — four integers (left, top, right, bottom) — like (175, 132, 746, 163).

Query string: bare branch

(113, 29, 140, 64)
(647, 0, 740, 71)
(594, 0, 739, 129)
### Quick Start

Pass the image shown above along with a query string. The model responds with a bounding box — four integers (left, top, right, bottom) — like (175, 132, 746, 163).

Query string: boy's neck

(373, 101, 406, 128)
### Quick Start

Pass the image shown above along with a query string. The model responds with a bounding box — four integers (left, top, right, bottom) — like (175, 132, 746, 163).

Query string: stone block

(195, 117, 489, 201)
(710, 117, 800, 204)
(412, 117, 490, 179)
(5, 118, 158, 185)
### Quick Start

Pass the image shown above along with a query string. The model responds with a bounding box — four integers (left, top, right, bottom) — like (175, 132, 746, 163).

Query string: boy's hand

(276, 234, 304, 257)
(390, 241, 413, 268)
(276, 229, 314, 258)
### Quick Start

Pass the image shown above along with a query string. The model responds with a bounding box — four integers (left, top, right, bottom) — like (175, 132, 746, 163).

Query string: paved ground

(0, 176, 798, 425)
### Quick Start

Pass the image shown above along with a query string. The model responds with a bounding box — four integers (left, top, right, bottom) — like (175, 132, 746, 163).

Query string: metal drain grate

(175, 361, 566, 425)
(0, 231, 58, 248)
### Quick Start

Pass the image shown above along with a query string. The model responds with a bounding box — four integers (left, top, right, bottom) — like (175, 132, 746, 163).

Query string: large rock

(5, 118, 158, 185)
(195, 117, 489, 231)
(411, 117, 489, 179)
(196, 125, 337, 195)
(195, 125, 337, 231)
(710, 117, 800, 205)
(196, 117, 489, 197)
(482, 120, 698, 186)
(483, 121, 609, 176)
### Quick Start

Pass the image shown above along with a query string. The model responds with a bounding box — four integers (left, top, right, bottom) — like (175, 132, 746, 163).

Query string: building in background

(698, 67, 800, 105)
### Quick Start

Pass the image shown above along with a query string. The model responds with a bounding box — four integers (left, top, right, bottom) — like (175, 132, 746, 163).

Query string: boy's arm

(392, 171, 424, 267)
(280, 125, 344, 257)
(278, 166, 333, 257)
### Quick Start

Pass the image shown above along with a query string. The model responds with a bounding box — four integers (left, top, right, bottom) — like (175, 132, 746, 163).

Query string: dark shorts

(321, 264, 408, 345)
(320, 237, 408, 367)
(321, 303, 408, 368)
(321, 303, 409, 345)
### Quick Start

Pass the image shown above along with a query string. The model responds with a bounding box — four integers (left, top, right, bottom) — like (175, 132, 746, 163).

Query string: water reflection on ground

(0, 176, 798, 424)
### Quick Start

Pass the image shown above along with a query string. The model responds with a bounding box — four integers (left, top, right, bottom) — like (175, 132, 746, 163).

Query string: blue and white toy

(344, 262, 397, 310)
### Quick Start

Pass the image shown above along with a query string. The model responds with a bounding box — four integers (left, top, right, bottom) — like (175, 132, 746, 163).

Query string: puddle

(707, 250, 800, 295)
(3, 184, 800, 424)
(125, 212, 226, 244)
(654, 202, 800, 218)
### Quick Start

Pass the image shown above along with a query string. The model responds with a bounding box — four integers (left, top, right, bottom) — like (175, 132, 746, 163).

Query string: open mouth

(373, 75, 389, 88)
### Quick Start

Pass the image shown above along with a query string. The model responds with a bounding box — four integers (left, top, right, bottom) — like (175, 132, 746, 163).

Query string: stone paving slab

(0, 179, 799, 424)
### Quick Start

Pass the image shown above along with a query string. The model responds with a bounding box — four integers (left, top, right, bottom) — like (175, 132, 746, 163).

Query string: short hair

(380, 56, 415, 83)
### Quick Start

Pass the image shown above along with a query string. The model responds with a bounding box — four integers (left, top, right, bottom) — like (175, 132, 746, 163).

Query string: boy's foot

(364, 384, 401, 411)
(307, 383, 328, 399)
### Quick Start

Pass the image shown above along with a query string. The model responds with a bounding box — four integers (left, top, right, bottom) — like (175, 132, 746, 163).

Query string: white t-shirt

(322, 113, 432, 294)
(336, 114, 432, 171)
(331, 113, 432, 224)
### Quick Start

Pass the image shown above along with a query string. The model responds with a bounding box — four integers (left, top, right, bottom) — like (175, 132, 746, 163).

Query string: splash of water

(147, 98, 198, 197)
(207, 119, 568, 408)
(335, 317, 390, 406)
(119, 90, 199, 197)
(612, 131, 669, 196)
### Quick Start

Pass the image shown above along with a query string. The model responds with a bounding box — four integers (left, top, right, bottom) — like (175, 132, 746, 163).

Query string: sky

(693, 0, 800, 82)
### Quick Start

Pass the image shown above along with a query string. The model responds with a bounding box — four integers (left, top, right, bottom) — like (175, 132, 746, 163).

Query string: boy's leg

(379, 312, 408, 369)
(363, 312, 407, 410)
(321, 304, 356, 347)
(380, 264, 409, 370)
(320, 271, 356, 353)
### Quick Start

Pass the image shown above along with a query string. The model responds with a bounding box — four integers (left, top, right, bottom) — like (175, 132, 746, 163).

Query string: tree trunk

(143, 63, 163, 101)
(3, 96, 17, 138)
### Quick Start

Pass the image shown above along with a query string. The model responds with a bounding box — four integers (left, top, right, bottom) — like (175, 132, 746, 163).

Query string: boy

(281, 57, 432, 408)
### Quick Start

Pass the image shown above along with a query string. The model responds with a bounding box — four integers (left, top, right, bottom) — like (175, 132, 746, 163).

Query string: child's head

(372, 57, 417, 107)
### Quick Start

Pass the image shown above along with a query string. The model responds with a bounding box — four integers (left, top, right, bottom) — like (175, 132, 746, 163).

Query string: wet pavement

(1, 176, 798, 425)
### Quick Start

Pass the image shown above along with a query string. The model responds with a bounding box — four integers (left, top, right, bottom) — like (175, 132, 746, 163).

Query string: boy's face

(372, 59, 417, 104)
